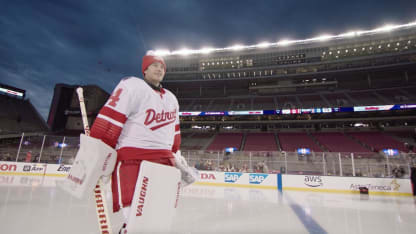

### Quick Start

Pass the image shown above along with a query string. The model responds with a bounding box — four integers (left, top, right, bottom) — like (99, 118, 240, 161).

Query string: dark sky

(1, 0, 415, 120)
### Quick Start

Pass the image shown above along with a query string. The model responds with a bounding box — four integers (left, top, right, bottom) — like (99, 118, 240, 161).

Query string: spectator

(25, 151, 32, 162)
(392, 165, 405, 178)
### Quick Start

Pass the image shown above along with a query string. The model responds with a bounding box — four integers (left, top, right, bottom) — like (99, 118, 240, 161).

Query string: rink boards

(0, 161, 413, 196)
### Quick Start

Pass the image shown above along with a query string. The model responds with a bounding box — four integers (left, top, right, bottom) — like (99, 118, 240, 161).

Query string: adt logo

(224, 172, 242, 183)
(249, 174, 268, 184)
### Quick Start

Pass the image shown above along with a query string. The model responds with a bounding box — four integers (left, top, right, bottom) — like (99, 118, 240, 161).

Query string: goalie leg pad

(60, 134, 117, 199)
(125, 161, 181, 233)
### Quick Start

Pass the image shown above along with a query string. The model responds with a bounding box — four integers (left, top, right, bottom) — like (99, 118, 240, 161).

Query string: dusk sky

(1, 0, 415, 121)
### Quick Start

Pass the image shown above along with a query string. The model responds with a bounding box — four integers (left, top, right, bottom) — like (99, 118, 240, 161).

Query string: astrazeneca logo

(224, 172, 242, 183)
(249, 173, 268, 184)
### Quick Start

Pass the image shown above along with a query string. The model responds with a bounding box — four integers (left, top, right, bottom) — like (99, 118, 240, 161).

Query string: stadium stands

(349, 91, 384, 105)
(206, 133, 243, 151)
(311, 132, 371, 153)
(243, 133, 278, 151)
(297, 94, 325, 108)
(181, 132, 216, 150)
(0, 95, 48, 134)
(347, 132, 408, 152)
(277, 132, 322, 152)
(252, 97, 276, 110)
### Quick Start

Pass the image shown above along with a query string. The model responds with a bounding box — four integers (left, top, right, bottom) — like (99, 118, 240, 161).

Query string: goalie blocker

(60, 134, 117, 199)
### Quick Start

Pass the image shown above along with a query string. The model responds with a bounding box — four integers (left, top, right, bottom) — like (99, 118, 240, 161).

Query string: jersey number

(108, 88, 123, 107)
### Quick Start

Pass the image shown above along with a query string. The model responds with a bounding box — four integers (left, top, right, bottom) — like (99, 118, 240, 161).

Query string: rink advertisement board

(0, 161, 71, 177)
(0, 161, 47, 176)
(282, 174, 412, 196)
(1, 162, 413, 196)
(196, 170, 277, 189)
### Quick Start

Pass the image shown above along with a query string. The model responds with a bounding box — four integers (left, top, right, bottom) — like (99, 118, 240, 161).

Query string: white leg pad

(126, 161, 181, 233)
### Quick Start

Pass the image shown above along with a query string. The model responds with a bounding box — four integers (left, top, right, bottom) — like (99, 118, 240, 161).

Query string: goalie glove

(173, 151, 199, 187)
(60, 134, 117, 198)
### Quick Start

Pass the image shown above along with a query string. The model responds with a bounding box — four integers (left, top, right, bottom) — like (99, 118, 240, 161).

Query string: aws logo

(224, 172, 242, 183)
(304, 176, 323, 187)
(249, 174, 268, 184)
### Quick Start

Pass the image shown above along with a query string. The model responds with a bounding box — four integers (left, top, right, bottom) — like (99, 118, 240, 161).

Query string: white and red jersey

(91, 77, 181, 212)
(90, 77, 181, 157)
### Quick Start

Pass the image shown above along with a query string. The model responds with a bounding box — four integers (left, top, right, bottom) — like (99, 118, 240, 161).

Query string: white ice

(0, 175, 415, 234)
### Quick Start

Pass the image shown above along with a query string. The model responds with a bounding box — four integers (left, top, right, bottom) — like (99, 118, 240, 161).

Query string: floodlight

(314, 34, 333, 41)
(277, 39, 294, 46)
(152, 50, 171, 56)
(257, 42, 271, 48)
(200, 47, 214, 54)
(338, 31, 357, 37)
(175, 48, 193, 56)
(374, 24, 396, 32)
(229, 44, 245, 50)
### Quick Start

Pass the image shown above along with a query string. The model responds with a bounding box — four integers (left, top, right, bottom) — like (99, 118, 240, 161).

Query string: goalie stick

(76, 87, 113, 234)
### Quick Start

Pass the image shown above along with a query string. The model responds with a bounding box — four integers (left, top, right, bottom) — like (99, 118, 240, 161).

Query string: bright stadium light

(157, 20, 416, 56)
(152, 50, 171, 56)
(174, 48, 193, 56)
(373, 24, 396, 32)
(257, 41, 271, 48)
(229, 44, 245, 50)
(338, 31, 357, 37)
(200, 47, 214, 54)
(277, 39, 295, 46)
(314, 34, 333, 41)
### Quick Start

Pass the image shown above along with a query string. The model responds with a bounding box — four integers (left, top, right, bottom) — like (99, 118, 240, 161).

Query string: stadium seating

(252, 97, 276, 110)
(231, 98, 252, 110)
(277, 132, 322, 152)
(311, 132, 371, 153)
(0, 95, 48, 134)
(297, 94, 326, 108)
(206, 133, 243, 151)
(210, 99, 231, 111)
(276, 96, 298, 109)
(322, 92, 351, 107)
(243, 133, 278, 151)
(348, 91, 384, 105)
(347, 132, 408, 152)
(181, 132, 216, 150)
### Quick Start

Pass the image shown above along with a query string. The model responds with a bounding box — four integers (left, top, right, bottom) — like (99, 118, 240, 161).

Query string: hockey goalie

(63, 54, 198, 233)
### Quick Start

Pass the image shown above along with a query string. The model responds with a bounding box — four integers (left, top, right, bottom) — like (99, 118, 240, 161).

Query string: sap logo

(304, 176, 323, 187)
(224, 172, 242, 183)
(249, 174, 268, 184)
(200, 173, 216, 180)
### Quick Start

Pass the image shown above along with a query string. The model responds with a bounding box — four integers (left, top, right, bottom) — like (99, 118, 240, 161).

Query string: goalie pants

(111, 147, 175, 212)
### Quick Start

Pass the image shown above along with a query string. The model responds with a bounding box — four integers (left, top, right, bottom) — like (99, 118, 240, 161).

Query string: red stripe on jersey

(172, 133, 181, 153)
(100, 106, 127, 124)
(117, 147, 173, 161)
(175, 124, 180, 132)
(149, 119, 175, 131)
(90, 117, 123, 148)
